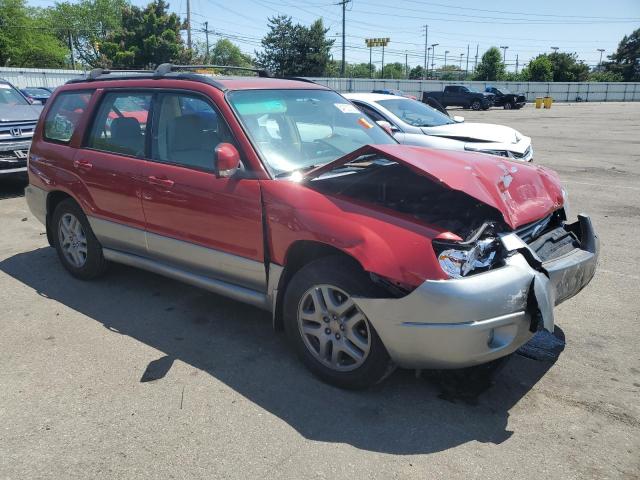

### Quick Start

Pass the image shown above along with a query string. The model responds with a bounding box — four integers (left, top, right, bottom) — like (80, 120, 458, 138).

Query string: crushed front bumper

(353, 214, 599, 369)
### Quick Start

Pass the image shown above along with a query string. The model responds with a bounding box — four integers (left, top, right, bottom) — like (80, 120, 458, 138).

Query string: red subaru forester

(25, 65, 599, 388)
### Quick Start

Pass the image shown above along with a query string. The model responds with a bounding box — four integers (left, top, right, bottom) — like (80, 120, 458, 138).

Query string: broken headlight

(434, 238, 499, 279)
(464, 146, 510, 158)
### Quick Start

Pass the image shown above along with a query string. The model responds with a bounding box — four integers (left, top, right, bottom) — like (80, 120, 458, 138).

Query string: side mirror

(453, 115, 464, 123)
(214, 143, 240, 178)
(376, 120, 397, 135)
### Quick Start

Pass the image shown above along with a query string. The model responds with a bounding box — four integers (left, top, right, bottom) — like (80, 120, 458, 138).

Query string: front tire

(52, 199, 107, 280)
(471, 100, 482, 111)
(504, 101, 514, 110)
(283, 256, 393, 389)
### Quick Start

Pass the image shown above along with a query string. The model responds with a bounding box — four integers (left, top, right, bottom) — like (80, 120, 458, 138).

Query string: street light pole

(500, 45, 508, 64)
(431, 43, 438, 77)
(550, 46, 559, 54)
(444, 50, 449, 69)
(427, 47, 431, 79)
(459, 53, 464, 80)
(597, 48, 605, 66)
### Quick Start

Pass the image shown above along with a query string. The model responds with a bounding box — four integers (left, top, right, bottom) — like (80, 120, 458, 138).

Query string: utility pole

(597, 48, 605, 67)
(369, 46, 373, 78)
(444, 50, 449, 69)
(474, 44, 479, 72)
(382, 43, 385, 78)
(405, 51, 408, 79)
(500, 45, 508, 64)
(422, 24, 428, 80)
(515, 54, 519, 74)
(427, 47, 431, 79)
(459, 53, 463, 80)
(67, 29, 75, 70)
(465, 44, 469, 78)
(337, 0, 350, 77)
(203, 21, 210, 63)
(186, 0, 192, 51)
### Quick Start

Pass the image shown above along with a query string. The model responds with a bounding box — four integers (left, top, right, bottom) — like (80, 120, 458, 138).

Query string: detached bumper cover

(353, 215, 599, 369)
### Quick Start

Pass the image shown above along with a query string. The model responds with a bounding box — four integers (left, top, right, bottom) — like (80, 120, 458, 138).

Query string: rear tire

(52, 198, 107, 280)
(283, 256, 393, 389)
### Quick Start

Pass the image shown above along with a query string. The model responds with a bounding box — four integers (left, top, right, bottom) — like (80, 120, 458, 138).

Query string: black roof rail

(154, 63, 271, 77)
(282, 77, 320, 85)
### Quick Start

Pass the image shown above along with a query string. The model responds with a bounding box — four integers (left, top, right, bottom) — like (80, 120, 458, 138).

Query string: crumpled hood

(421, 122, 521, 144)
(0, 104, 43, 123)
(305, 144, 563, 229)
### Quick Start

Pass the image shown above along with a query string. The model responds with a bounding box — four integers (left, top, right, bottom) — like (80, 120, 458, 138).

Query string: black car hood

(0, 104, 43, 123)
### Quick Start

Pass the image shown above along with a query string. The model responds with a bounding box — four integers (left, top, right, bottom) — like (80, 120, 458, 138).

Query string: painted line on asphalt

(562, 180, 640, 191)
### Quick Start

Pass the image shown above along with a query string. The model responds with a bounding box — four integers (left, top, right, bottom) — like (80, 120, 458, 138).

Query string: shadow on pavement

(0, 175, 28, 199)
(1, 247, 564, 455)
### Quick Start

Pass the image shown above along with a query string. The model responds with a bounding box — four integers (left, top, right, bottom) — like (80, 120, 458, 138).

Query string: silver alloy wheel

(58, 212, 88, 268)
(297, 284, 372, 372)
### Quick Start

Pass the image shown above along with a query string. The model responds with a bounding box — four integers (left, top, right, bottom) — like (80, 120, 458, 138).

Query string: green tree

(438, 64, 463, 80)
(98, 0, 186, 68)
(256, 15, 334, 76)
(473, 47, 505, 81)
(211, 39, 252, 67)
(378, 62, 404, 79)
(604, 28, 640, 81)
(0, 0, 68, 67)
(346, 62, 375, 78)
(50, 0, 126, 68)
(521, 55, 553, 81)
(589, 70, 624, 82)
(409, 65, 425, 79)
(547, 51, 589, 82)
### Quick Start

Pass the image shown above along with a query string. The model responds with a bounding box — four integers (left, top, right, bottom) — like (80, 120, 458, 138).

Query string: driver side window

(151, 93, 237, 171)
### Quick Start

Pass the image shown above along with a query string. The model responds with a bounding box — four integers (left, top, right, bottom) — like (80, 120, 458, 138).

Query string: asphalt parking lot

(1, 102, 639, 479)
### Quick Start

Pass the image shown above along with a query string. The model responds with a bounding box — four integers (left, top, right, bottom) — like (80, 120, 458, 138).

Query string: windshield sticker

(0, 84, 11, 89)
(334, 103, 360, 114)
(358, 117, 374, 129)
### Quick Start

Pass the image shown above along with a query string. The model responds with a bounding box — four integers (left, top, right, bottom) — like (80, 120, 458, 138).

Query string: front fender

(261, 180, 446, 287)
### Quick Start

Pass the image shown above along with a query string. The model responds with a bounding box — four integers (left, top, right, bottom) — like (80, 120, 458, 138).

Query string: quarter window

(87, 92, 151, 157)
(44, 91, 92, 143)
(152, 93, 236, 171)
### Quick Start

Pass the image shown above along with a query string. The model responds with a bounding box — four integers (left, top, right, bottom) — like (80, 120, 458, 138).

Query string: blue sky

(29, 0, 640, 71)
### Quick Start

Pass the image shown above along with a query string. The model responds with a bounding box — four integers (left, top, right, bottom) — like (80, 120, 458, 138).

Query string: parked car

(345, 93, 533, 161)
(21, 87, 53, 105)
(423, 85, 494, 110)
(485, 86, 526, 109)
(0, 78, 43, 176)
(371, 88, 417, 100)
(25, 66, 598, 389)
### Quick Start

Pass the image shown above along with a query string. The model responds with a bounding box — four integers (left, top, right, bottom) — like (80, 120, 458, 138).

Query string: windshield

(228, 89, 396, 176)
(377, 98, 454, 127)
(0, 84, 30, 106)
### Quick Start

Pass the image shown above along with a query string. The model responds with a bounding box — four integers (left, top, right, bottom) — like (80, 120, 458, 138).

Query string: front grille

(0, 121, 36, 144)
(515, 212, 580, 262)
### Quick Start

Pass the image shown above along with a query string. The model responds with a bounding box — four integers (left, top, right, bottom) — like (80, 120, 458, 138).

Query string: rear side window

(44, 91, 92, 143)
(87, 92, 151, 157)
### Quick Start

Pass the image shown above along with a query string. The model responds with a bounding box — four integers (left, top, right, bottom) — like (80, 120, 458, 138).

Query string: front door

(139, 91, 265, 292)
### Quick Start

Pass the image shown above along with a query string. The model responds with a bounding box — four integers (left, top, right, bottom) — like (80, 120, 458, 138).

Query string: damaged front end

(303, 145, 599, 369)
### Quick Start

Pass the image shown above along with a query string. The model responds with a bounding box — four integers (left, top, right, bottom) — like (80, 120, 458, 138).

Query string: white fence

(2, 67, 639, 102)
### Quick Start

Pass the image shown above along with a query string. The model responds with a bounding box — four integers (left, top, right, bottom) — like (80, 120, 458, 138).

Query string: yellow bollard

(535, 97, 543, 109)
(543, 96, 553, 109)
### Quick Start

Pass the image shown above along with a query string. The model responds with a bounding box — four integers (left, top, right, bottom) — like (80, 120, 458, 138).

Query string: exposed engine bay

(308, 160, 506, 239)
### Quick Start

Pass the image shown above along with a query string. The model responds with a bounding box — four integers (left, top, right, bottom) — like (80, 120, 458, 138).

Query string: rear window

(44, 91, 93, 143)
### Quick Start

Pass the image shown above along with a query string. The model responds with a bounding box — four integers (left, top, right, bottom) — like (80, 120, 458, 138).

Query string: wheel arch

(272, 240, 364, 331)
(45, 190, 79, 246)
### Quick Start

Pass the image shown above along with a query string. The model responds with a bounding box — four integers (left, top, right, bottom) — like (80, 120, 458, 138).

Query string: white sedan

(344, 92, 533, 162)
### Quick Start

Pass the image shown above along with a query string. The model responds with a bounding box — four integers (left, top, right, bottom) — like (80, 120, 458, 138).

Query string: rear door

(77, 90, 152, 254)
(138, 90, 265, 292)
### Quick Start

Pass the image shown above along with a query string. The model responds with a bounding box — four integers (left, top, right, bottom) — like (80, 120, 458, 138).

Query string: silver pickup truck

(0, 79, 43, 176)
